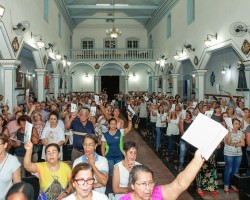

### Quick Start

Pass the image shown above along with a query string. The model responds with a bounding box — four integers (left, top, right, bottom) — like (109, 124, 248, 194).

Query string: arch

(69, 62, 97, 74)
(0, 21, 15, 59)
(98, 61, 126, 76)
(198, 39, 245, 69)
(129, 61, 154, 72)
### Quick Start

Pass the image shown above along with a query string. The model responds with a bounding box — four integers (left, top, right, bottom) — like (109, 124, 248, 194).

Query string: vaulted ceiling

(60, 0, 165, 27)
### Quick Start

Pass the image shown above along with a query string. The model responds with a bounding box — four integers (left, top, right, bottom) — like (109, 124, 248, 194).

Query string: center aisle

(124, 128, 194, 200)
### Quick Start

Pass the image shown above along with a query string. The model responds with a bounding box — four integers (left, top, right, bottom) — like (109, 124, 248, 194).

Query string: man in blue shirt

(65, 108, 95, 162)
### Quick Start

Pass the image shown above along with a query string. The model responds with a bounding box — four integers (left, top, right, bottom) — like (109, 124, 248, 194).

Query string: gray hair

(80, 108, 90, 115)
(129, 165, 154, 186)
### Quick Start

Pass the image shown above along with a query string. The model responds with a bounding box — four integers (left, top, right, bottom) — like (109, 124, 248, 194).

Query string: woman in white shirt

(62, 163, 108, 200)
(112, 141, 140, 200)
(166, 111, 180, 161)
(155, 105, 167, 152)
(41, 111, 65, 160)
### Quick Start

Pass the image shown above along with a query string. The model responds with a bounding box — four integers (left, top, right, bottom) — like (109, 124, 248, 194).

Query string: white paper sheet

(90, 106, 97, 116)
(144, 96, 149, 102)
(181, 113, 228, 160)
(182, 110, 186, 119)
(71, 103, 77, 113)
(127, 105, 135, 118)
(171, 104, 175, 111)
(94, 95, 99, 104)
(205, 110, 214, 118)
(192, 101, 197, 108)
(111, 99, 116, 106)
(235, 107, 244, 118)
(26, 89, 30, 96)
(24, 121, 33, 143)
(224, 117, 233, 129)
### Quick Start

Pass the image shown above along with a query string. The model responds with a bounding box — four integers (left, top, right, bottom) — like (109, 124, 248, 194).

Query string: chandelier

(106, 0, 121, 39)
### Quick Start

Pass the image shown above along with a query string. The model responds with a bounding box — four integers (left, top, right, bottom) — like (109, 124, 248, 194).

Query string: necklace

(0, 153, 8, 174)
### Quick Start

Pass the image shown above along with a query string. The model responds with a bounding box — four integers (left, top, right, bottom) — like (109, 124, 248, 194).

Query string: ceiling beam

(67, 5, 159, 10)
(71, 16, 151, 19)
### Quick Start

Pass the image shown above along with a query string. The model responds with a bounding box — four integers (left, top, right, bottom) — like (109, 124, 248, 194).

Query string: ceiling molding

(146, 0, 180, 33)
(55, 0, 75, 32)
(67, 5, 159, 10)
(71, 16, 151, 19)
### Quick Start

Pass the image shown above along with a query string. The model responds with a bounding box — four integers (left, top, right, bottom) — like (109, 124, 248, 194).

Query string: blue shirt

(103, 129, 124, 160)
(70, 119, 95, 150)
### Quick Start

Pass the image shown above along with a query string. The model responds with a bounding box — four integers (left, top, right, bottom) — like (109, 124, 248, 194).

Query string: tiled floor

(124, 128, 240, 200)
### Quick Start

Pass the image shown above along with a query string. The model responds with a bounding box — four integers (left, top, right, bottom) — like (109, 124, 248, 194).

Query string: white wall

(150, 0, 250, 96)
(73, 19, 148, 49)
(0, 0, 72, 59)
(128, 64, 149, 92)
(72, 65, 95, 92)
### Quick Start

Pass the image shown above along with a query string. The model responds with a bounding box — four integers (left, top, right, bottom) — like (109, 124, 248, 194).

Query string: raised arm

(24, 141, 37, 173)
(162, 149, 204, 200)
(65, 112, 77, 130)
(124, 116, 132, 135)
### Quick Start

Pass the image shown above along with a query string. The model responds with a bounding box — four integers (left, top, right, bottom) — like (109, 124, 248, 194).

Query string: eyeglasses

(135, 181, 155, 188)
(74, 178, 95, 185)
(83, 143, 95, 148)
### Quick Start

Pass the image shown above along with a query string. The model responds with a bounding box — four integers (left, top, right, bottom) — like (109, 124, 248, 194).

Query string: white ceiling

(61, 0, 165, 27)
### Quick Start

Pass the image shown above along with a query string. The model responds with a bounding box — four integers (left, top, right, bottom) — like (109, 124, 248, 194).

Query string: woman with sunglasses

(62, 163, 108, 200)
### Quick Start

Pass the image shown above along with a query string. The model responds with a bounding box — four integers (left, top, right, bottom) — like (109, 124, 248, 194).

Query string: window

(127, 39, 139, 48)
(166, 14, 171, 38)
(104, 39, 116, 48)
(187, 0, 195, 25)
(43, 0, 49, 22)
(58, 13, 62, 37)
(82, 40, 94, 49)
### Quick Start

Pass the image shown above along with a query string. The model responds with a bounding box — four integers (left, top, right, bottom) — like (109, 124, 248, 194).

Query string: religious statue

(16, 65, 23, 87)
(237, 60, 249, 91)
(168, 76, 173, 88)
(45, 73, 49, 88)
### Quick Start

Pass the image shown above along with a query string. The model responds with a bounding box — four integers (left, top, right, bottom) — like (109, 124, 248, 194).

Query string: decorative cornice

(146, 0, 180, 33)
(55, 0, 75, 32)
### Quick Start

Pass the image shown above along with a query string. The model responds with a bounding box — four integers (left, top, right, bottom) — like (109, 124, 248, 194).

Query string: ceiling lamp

(31, 32, 45, 48)
(0, 5, 5, 19)
(106, 0, 121, 39)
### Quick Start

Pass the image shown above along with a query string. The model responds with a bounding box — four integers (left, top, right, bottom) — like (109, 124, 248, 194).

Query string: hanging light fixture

(106, 0, 121, 39)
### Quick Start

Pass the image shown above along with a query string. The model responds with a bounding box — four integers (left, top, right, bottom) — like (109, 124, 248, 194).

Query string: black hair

(123, 141, 137, 153)
(17, 115, 31, 125)
(49, 111, 59, 120)
(108, 117, 117, 124)
(83, 134, 98, 144)
(45, 143, 60, 153)
(6, 182, 34, 200)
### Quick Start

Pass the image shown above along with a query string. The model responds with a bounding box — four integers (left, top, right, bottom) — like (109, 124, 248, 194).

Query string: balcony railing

(68, 48, 154, 61)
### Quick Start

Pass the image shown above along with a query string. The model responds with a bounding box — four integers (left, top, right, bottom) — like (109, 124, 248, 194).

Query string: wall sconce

(192, 72, 196, 77)
(173, 50, 183, 60)
(31, 32, 45, 48)
(184, 44, 195, 52)
(133, 73, 136, 77)
(55, 51, 62, 60)
(45, 43, 55, 51)
(85, 73, 89, 77)
(0, 5, 5, 19)
(221, 65, 231, 74)
(204, 33, 217, 47)
(156, 55, 168, 72)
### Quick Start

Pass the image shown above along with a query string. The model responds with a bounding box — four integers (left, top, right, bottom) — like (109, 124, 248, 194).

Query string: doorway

(101, 76, 119, 100)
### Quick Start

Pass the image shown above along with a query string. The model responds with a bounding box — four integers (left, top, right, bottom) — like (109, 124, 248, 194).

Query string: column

(125, 76, 129, 94)
(65, 76, 70, 94)
(35, 68, 47, 102)
(153, 76, 159, 93)
(52, 73, 61, 99)
(94, 76, 100, 94)
(171, 73, 179, 96)
(196, 69, 207, 102)
(62, 75, 67, 94)
(162, 76, 167, 95)
(1, 60, 21, 113)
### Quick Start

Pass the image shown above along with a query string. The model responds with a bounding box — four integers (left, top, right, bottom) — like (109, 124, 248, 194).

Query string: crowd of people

(0, 91, 249, 199)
